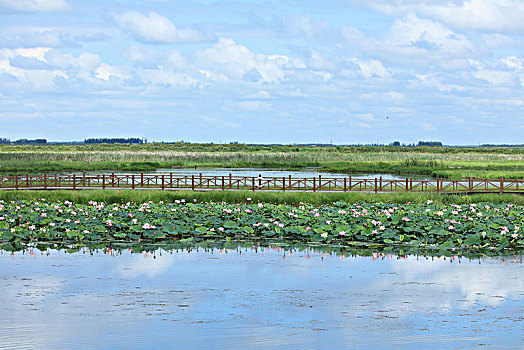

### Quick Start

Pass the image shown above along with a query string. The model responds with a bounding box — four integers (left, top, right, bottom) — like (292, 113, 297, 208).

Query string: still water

(0, 248, 522, 349)
(87, 167, 432, 180)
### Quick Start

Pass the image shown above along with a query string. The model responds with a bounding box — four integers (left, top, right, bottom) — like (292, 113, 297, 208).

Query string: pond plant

(0, 198, 522, 256)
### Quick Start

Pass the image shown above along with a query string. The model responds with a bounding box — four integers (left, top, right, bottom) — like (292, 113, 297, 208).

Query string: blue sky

(0, 0, 523, 144)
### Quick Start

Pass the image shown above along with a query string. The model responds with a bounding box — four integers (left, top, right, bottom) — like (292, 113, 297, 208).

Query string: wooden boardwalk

(0, 172, 522, 194)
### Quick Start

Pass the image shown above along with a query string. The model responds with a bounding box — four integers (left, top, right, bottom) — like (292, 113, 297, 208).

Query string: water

(86, 167, 432, 180)
(1, 248, 522, 349)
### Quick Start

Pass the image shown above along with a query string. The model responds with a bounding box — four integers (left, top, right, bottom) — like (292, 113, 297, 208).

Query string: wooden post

(252, 177, 255, 191)
(344, 178, 347, 192)
(289, 175, 292, 190)
(258, 174, 262, 189)
(199, 173, 202, 189)
(132, 175, 135, 189)
(282, 177, 286, 191)
(318, 175, 322, 191)
(82, 172, 86, 187)
(140, 173, 143, 188)
(54, 173, 57, 187)
(229, 173, 232, 189)
(436, 178, 440, 193)
(405, 178, 409, 191)
(44, 173, 47, 189)
(379, 176, 383, 191)
(468, 177, 472, 192)
(162, 174, 165, 190)
(102, 174, 106, 189)
(221, 176, 225, 191)
(15, 174, 18, 189)
(313, 177, 316, 192)
(73, 174, 76, 190)
(374, 178, 378, 193)
(111, 172, 115, 187)
(191, 175, 195, 191)
(26, 173, 29, 188)
(500, 177, 503, 194)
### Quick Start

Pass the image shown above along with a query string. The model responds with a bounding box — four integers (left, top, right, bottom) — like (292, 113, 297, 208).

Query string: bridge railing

(0, 173, 522, 193)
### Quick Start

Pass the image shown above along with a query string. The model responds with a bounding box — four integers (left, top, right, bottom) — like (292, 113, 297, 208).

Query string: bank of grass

(1, 189, 522, 206)
(0, 159, 523, 180)
(0, 144, 522, 179)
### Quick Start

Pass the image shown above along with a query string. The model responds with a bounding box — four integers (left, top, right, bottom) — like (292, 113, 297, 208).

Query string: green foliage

(0, 197, 522, 255)
(0, 143, 522, 179)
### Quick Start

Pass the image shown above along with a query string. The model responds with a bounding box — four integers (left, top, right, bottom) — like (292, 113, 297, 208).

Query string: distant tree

(417, 141, 442, 147)
(84, 138, 143, 144)
(13, 138, 47, 144)
(389, 141, 401, 146)
(0, 138, 10, 144)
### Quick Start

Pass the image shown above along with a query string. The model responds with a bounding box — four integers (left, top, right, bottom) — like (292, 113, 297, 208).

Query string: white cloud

(138, 68, 198, 87)
(95, 63, 131, 81)
(116, 11, 205, 44)
(502, 56, 523, 71)
(343, 14, 475, 68)
(195, 38, 289, 83)
(363, 0, 524, 33)
(472, 70, 516, 86)
(385, 13, 475, 58)
(416, 73, 468, 92)
(352, 59, 391, 79)
(0, 0, 67, 12)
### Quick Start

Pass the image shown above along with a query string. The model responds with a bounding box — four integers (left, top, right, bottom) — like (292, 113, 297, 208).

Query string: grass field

(0, 143, 523, 179)
(1, 189, 523, 205)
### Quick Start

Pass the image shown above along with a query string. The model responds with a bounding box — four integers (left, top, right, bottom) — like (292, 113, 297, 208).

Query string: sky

(0, 0, 523, 145)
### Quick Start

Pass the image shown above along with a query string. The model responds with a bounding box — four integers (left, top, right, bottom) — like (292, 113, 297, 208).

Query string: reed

(1, 189, 522, 205)
(0, 144, 522, 179)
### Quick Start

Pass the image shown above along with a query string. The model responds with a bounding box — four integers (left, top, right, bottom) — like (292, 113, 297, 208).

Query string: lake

(0, 247, 522, 349)
(83, 167, 432, 180)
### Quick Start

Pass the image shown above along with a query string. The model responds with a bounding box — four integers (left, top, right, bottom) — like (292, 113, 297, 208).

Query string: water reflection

(79, 167, 433, 180)
(0, 247, 522, 349)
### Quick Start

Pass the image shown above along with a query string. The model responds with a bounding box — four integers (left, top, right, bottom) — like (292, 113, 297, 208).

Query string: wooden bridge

(0, 173, 522, 194)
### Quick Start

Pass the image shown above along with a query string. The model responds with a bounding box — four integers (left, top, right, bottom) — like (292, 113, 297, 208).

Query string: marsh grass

(0, 145, 522, 179)
(1, 189, 522, 205)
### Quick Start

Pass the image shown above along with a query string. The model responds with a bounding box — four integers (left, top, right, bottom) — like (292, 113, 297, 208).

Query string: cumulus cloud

(352, 59, 392, 79)
(95, 63, 131, 81)
(0, 0, 68, 12)
(116, 11, 207, 44)
(362, 0, 524, 33)
(343, 13, 476, 68)
(195, 38, 289, 83)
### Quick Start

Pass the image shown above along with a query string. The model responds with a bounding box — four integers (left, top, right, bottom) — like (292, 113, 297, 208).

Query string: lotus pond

(0, 245, 522, 349)
(0, 198, 523, 255)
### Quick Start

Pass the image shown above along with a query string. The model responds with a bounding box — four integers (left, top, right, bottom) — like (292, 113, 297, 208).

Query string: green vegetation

(0, 143, 523, 179)
(1, 189, 523, 206)
(1, 197, 522, 256)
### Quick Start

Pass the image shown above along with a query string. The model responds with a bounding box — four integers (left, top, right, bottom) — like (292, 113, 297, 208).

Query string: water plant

(0, 198, 522, 255)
